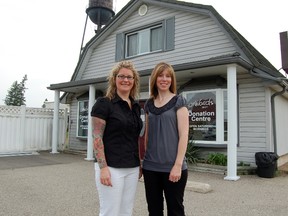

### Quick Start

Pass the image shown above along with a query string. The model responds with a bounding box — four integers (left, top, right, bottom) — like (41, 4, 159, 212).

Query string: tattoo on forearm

(92, 118, 107, 169)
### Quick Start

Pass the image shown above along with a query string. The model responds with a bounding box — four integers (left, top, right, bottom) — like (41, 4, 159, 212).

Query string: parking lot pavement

(1, 151, 288, 216)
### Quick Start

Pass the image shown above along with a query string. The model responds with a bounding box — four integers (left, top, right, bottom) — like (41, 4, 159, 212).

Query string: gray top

(143, 95, 188, 172)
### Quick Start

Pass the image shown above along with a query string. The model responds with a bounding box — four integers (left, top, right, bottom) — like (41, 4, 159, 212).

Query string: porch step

(278, 162, 288, 175)
(139, 176, 212, 194)
(186, 181, 212, 193)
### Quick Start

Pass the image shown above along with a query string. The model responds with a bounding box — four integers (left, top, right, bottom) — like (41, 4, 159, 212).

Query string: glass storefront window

(223, 90, 228, 141)
(183, 89, 228, 145)
(77, 100, 89, 138)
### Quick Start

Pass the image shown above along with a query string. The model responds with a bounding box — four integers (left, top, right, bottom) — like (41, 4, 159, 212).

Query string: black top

(91, 95, 143, 168)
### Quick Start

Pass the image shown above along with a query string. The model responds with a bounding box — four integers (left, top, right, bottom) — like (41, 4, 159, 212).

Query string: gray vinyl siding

(82, 35, 116, 80)
(80, 4, 236, 80)
(237, 72, 270, 164)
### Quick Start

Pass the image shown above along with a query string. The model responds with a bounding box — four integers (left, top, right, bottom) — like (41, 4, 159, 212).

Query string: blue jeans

(142, 169, 188, 216)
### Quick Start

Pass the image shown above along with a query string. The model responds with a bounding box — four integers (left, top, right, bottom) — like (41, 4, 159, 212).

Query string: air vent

(138, 4, 148, 16)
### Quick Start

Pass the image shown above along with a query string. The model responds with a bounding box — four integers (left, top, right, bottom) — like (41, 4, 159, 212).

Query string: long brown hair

(149, 62, 177, 99)
(106, 61, 140, 100)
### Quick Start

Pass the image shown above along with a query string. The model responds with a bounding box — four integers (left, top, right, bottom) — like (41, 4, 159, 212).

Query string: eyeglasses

(117, 74, 134, 80)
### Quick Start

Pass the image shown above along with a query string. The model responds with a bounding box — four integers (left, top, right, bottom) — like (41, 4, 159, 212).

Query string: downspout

(249, 69, 288, 156)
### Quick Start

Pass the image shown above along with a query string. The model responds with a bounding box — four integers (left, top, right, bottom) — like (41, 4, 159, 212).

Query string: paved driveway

(1, 151, 288, 216)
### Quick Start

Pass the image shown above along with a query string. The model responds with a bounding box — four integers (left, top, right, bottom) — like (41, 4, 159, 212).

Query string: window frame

(125, 23, 164, 58)
(115, 17, 175, 61)
(76, 100, 89, 139)
(182, 89, 229, 146)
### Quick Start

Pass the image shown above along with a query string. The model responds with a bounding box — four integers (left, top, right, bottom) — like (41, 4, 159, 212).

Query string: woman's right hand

(100, 167, 112, 186)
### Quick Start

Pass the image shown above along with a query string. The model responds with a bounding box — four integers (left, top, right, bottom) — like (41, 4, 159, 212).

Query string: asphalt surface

(0, 151, 288, 216)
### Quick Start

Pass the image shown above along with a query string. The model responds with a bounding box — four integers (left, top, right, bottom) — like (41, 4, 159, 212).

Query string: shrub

(207, 153, 227, 166)
(185, 140, 199, 164)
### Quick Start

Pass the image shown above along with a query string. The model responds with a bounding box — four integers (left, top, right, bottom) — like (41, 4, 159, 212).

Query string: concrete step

(139, 176, 212, 194)
(278, 162, 288, 174)
(186, 180, 212, 193)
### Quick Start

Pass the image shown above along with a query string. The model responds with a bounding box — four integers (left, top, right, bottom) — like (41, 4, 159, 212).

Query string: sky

(0, 0, 287, 108)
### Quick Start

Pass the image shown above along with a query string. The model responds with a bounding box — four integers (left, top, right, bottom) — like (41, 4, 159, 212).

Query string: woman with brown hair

(142, 62, 189, 216)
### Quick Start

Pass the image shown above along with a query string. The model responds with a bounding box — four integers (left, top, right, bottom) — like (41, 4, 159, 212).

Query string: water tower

(86, 0, 115, 32)
(80, 0, 115, 57)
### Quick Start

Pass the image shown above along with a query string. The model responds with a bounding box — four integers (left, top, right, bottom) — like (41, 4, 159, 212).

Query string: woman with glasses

(142, 62, 189, 216)
(91, 61, 143, 216)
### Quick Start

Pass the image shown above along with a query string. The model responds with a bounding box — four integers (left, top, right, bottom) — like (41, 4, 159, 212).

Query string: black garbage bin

(255, 152, 279, 178)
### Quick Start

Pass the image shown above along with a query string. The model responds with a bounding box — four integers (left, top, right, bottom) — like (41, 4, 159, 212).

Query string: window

(223, 90, 228, 141)
(151, 26, 162, 51)
(77, 101, 89, 138)
(115, 17, 175, 61)
(183, 89, 229, 145)
(126, 25, 163, 57)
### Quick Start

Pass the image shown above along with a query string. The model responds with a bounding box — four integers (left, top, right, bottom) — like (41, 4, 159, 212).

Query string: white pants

(94, 163, 139, 216)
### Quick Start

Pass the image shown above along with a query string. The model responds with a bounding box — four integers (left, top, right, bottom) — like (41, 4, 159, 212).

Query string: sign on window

(186, 91, 216, 141)
(77, 101, 89, 138)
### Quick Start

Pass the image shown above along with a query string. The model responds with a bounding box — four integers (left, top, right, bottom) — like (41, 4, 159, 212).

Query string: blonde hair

(106, 61, 140, 100)
(149, 62, 177, 99)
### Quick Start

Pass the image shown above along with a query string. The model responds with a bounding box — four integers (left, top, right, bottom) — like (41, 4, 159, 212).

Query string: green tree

(4, 75, 28, 106)
(42, 98, 48, 108)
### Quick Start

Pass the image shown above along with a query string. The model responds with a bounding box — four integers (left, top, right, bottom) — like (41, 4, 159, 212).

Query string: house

(48, 0, 288, 180)
(43, 101, 70, 110)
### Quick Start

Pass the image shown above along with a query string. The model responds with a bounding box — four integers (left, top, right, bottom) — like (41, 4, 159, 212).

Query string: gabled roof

(73, 0, 283, 81)
(49, 0, 286, 94)
(154, 0, 284, 78)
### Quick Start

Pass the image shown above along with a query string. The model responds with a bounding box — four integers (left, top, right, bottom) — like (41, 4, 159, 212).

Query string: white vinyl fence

(0, 105, 68, 155)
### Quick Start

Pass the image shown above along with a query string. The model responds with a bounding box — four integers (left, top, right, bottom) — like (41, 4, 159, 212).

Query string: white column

(224, 64, 240, 181)
(51, 90, 60, 154)
(85, 85, 96, 161)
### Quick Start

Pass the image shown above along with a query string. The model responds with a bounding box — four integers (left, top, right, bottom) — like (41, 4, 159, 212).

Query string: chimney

(280, 31, 288, 74)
